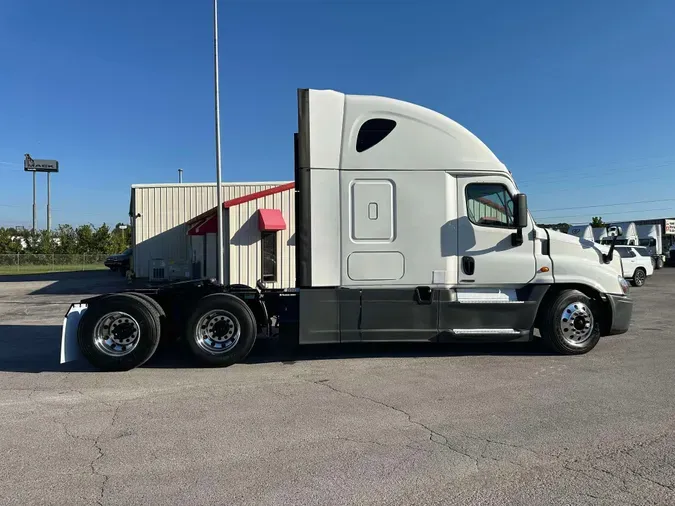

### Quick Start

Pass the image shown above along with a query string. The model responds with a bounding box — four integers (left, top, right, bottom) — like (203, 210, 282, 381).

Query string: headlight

(618, 275, 630, 295)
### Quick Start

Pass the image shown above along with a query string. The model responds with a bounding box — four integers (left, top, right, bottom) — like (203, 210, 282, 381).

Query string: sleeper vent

(356, 118, 397, 153)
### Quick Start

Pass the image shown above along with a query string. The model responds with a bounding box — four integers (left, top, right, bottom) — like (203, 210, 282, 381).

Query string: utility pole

(32, 170, 37, 232)
(214, 0, 225, 285)
(47, 172, 51, 231)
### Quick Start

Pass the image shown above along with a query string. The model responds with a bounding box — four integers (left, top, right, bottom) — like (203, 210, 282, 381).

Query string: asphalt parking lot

(0, 270, 674, 506)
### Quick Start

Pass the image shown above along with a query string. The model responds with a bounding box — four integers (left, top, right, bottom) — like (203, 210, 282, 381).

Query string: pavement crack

(312, 381, 479, 469)
(629, 469, 675, 492)
(90, 403, 120, 506)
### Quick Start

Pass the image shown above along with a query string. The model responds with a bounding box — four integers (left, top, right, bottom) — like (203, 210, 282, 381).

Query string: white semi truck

(60, 88, 634, 371)
(599, 222, 638, 246)
(567, 225, 595, 242)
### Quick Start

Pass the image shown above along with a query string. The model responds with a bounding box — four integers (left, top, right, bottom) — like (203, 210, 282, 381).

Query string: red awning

(258, 209, 286, 231)
(187, 215, 218, 236)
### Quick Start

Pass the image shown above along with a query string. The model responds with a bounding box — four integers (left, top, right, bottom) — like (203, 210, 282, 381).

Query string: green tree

(539, 222, 571, 233)
(110, 223, 131, 253)
(55, 224, 77, 254)
(75, 224, 95, 253)
(0, 228, 24, 254)
(590, 216, 606, 228)
(91, 223, 112, 254)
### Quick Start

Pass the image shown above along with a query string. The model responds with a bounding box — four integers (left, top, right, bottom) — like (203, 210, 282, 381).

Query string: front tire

(185, 293, 257, 367)
(539, 290, 601, 355)
(656, 257, 664, 269)
(631, 268, 646, 287)
(77, 293, 161, 371)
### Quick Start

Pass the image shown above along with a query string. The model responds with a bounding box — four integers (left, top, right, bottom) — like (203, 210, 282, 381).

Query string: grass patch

(0, 264, 108, 275)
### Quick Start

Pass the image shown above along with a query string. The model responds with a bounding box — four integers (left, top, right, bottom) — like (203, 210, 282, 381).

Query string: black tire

(125, 292, 181, 347)
(539, 289, 601, 355)
(124, 291, 169, 339)
(185, 293, 257, 367)
(77, 293, 161, 371)
(656, 257, 664, 270)
(631, 268, 646, 287)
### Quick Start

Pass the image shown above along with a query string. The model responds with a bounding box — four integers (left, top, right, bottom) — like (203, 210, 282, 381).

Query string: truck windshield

(639, 238, 655, 247)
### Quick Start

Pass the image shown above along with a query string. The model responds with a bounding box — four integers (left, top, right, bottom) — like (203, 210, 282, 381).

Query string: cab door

(456, 176, 536, 286)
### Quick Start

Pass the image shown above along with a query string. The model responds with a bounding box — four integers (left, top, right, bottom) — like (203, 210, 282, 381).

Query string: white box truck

(60, 88, 634, 371)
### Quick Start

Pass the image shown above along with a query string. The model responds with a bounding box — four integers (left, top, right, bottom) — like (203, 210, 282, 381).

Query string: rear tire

(539, 289, 601, 355)
(77, 293, 161, 371)
(631, 268, 646, 287)
(185, 293, 257, 367)
(656, 257, 664, 269)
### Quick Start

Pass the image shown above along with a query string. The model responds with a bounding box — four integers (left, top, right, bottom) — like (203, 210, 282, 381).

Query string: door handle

(462, 256, 475, 276)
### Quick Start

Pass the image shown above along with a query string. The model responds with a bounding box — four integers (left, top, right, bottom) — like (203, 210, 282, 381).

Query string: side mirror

(513, 193, 528, 229)
(606, 225, 623, 237)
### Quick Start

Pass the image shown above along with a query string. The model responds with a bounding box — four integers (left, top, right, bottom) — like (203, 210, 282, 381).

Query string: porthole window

(356, 118, 397, 153)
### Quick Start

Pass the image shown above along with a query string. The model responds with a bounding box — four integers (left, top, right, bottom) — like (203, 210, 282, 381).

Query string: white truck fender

(60, 304, 87, 364)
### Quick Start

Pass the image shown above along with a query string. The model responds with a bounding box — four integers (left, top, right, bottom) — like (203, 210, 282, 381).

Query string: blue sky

(1, 0, 674, 228)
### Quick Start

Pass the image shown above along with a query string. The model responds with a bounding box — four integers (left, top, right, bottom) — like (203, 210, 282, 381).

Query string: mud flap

(60, 304, 87, 364)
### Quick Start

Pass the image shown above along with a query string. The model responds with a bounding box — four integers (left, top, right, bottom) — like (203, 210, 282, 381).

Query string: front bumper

(606, 293, 633, 335)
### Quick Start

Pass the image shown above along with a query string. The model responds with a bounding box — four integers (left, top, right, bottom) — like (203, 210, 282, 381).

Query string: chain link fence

(0, 254, 109, 274)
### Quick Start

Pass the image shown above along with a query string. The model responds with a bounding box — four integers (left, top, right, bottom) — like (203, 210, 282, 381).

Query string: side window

(466, 183, 515, 228)
(617, 248, 635, 258)
(261, 231, 277, 282)
(636, 248, 650, 257)
(356, 119, 397, 153)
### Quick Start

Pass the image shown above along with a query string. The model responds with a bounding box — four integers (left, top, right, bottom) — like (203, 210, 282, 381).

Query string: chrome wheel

(559, 302, 594, 347)
(634, 270, 645, 286)
(194, 309, 241, 354)
(93, 311, 141, 357)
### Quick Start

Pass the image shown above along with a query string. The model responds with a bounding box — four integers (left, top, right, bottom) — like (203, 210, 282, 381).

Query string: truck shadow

(0, 325, 557, 373)
(242, 339, 557, 365)
(0, 270, 140, 296)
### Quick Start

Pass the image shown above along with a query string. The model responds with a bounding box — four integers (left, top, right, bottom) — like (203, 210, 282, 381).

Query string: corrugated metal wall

(228, 188, 296, 289)
(467, 199, 508, 223)
(131, 183, 290, 278)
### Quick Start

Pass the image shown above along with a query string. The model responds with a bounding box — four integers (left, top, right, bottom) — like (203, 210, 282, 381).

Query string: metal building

(129, 181, 292, 280)
(185, 183, 296, 288)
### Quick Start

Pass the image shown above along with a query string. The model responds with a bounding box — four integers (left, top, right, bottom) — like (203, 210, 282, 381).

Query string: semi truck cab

(60, 88, 634, 371)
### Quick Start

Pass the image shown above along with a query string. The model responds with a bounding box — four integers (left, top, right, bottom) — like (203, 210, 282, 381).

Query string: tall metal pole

(214, 0, 225, 285)
(32, 171, 37, 232)
(47, 172, 51, 231)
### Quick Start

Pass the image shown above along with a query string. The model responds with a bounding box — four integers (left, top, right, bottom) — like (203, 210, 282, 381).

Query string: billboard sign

(24, 154, 59, 172)
(665, 219, 675, 235)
